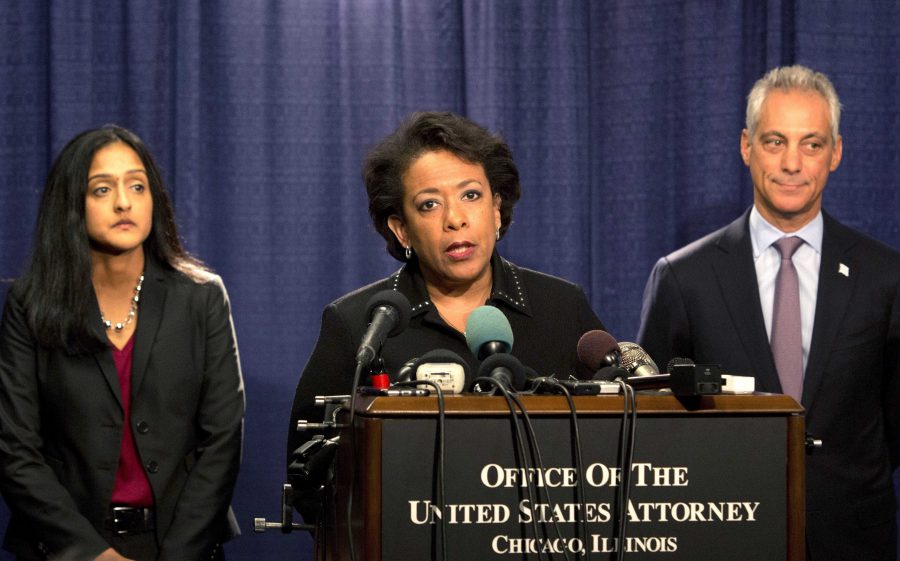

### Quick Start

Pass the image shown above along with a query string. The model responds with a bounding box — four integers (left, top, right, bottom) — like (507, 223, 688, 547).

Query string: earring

(405, 246, 413, 260)
(495, 228, 500, 241)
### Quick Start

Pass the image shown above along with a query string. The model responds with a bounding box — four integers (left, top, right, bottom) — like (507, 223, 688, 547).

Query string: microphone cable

(394, 379, 447, 561)
(346, 368, 448, 561)
(561, 383, 590, 561)
(530, 377, 591, 561)
(344, 360, 367, 561)
(505, 389, 574, 561)
(476, 377, 546, 559)
(612, 380, 637, 561)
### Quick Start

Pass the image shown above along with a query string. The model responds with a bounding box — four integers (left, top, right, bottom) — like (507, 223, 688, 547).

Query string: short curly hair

(363, 111, 521, 261)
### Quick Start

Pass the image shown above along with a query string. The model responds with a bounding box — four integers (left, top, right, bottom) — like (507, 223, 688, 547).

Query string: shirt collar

(387, 251, 532, 318)
(749, 206, 824, 259)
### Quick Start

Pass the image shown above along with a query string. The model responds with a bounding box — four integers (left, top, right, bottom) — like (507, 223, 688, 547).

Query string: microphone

(576, 330, 621, 372)
(476, 353, 528, 392)
(465, 306, 526, 392)
(355, 291, 412, 367)
(618, 342, 659, 377)
(411, 349, 471, 394)
(465, 306, 513, 359)
(573, 330, 627, 388)
(607, 357, 694, 392)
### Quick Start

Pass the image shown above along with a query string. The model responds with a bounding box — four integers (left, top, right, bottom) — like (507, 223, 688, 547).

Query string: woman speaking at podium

(288, 111, 605, 480)
(0, 126, 244, 561)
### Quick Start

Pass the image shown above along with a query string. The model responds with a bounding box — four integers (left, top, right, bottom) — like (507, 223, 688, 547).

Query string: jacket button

(136, 421, 150, 434)
(145, 460, 159, 474)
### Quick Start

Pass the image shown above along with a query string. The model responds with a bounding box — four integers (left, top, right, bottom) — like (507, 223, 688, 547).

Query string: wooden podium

(319, 392, 804, 561)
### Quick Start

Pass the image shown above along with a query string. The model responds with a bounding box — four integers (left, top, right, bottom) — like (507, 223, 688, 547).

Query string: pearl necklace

(101, 273, 144, 331)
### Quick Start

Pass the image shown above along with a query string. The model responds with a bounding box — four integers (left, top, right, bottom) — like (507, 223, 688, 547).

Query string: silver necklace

(101, 273, 144, 331)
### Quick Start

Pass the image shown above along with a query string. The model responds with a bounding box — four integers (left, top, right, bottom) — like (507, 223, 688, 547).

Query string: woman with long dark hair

(0, 125, 244, 561)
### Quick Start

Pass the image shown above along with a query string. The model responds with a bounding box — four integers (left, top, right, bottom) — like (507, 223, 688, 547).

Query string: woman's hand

(94, 547, 134, 561)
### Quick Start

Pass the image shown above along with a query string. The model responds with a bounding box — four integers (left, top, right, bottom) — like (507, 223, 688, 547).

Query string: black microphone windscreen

(576, 330, 620, 371)
(364, 290, 411, 336)
(477, 353, 527, 391)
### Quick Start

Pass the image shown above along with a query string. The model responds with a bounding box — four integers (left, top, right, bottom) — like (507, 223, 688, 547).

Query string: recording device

(665, 357, 724, 394)
(355, 290, 412, 367)
(413, 349, 470, 393)
(576, 330, 621, 372)
(415, 363, 466, 393)
(618, 341, 660, 377)
(394, 350, 471, 393)
(667, 362, 722, 396)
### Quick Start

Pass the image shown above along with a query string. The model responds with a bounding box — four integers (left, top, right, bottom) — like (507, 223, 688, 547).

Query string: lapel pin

(838, 263, 849, 277)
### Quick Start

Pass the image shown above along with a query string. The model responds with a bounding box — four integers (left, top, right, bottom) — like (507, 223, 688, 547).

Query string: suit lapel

(89, 295, 124, 410)
(802, 214, 857, 407)
(131, 261, 167, 398)
(712, 211, 782, 391)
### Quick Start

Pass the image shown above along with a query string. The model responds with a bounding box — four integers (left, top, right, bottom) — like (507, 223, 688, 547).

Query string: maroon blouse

(109, 335, 154, 506)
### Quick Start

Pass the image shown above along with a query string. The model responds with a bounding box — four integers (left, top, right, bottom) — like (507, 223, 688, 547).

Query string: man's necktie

(771, 236, 805, 402)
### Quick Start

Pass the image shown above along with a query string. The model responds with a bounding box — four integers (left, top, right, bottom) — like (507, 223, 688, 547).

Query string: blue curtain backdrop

(1, 1, 898, 559)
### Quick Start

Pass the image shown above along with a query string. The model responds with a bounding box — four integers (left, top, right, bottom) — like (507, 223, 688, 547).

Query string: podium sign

(328, 393, 804, 561)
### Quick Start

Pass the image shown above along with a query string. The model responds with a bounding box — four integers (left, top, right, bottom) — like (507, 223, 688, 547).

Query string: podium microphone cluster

(577, 331, 680, 389)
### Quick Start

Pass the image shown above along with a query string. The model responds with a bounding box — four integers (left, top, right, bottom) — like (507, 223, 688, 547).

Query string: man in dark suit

(638, 65, 900, 560)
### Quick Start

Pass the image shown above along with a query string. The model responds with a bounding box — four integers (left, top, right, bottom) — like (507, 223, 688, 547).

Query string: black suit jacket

(287, 252, 605, 467)
(638, 208, 900, 561)
(0, 259, 245, 561)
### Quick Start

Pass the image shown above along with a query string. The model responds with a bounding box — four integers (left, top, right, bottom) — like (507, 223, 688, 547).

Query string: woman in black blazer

(0, 126, 244, 561)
